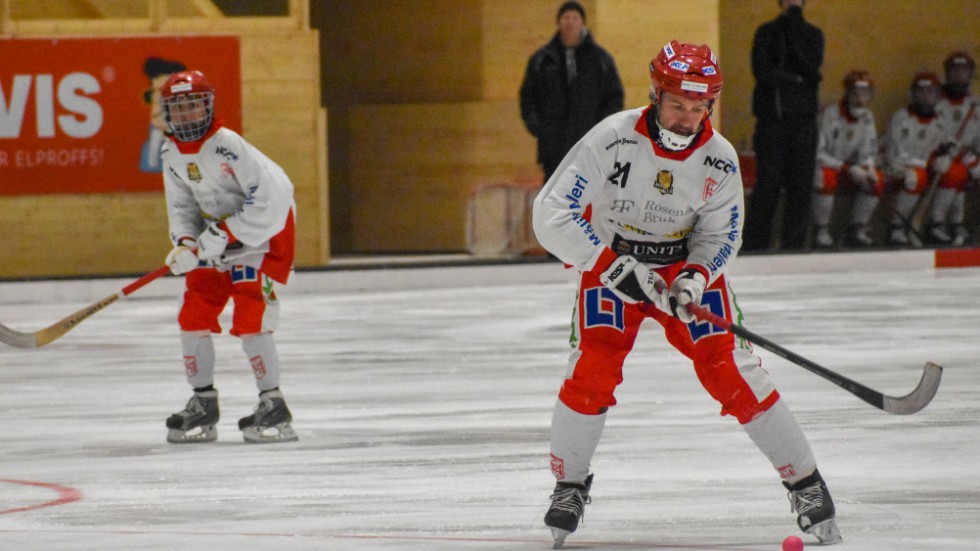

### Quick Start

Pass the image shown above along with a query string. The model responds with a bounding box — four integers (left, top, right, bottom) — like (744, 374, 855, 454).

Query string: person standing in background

(519, 1, 624, 183)
(742, 0, 824, 251)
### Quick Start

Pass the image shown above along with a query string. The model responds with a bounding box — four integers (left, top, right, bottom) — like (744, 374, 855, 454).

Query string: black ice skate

(238, 389, 298, 443)
(784, 468, 842, 544)
(166, 389, 219, 443)
(544, 474, 593, 549)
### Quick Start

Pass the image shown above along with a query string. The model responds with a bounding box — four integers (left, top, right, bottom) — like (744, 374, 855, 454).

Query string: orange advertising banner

(0, 36, 241, 195)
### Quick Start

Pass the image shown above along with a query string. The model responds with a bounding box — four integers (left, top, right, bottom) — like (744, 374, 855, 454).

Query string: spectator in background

(519, 1, 624, 183)
(881, 72, 947, 247)
(931, 51, 979, 245)
(742, 0, 824, 251)
(811, 70, 884, 248)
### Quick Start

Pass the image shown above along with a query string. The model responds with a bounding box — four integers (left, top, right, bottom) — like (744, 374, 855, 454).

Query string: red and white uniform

(882, 106, 947, 192)
(931, 93, 980, 232)
(162, 121, 296, 336)
(534, 105, 772, 421)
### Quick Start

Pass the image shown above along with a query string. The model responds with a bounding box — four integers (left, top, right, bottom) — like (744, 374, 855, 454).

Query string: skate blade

(807, 518, 842, 544)
(166, 425, 217, 444)
(550, 528, 570, 549)
(242, 422, 298, 444)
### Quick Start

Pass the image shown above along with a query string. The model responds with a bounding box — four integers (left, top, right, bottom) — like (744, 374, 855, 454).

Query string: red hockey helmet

(843, 69, 874, 91)
(943, 50, 976, 73)
(649, 40, 723, 102)
(160, 70, 216, 142)
(910, 71, 941, 91)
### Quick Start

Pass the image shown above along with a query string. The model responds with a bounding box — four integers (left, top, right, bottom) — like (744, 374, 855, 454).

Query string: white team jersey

(882, 107, 947, 175)
(936, 94, 979, 147)
(532, 105, 743, 285)
(162, 126, 296, 269)
(815, 102, 878, 170)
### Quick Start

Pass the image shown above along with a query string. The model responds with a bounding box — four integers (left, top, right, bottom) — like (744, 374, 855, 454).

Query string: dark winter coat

(519, 31, 624, 177)
(751, 9, 824, 121)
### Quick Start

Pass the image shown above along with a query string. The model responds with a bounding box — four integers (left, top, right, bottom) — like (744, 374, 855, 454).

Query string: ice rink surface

(1, 260, 978, 550)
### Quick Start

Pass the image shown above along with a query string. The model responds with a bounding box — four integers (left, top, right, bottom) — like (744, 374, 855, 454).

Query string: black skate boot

(544, 474, 593, 549)
(238, 389, 298, 443)
(166, 389, 219, 443)
(784, 468, 842, 544)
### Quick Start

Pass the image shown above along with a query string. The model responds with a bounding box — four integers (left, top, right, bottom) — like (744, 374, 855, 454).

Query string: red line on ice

(0, 478, 81, 515)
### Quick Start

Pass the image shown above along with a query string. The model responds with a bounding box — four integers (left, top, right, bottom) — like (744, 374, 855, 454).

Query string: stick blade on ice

(882, 362, 943, 415)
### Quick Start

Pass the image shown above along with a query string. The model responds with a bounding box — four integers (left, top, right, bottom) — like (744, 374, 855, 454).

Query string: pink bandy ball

(782, 535, 804, 551)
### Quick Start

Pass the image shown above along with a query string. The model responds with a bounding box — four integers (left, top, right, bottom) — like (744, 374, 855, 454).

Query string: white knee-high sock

(241, 332, 281, 391)
(550, 399, 606, 483)
(741, 399, 817, 485)
(180, 331, 215, 390)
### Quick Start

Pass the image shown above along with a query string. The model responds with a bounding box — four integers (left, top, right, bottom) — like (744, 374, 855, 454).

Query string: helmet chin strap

(655, 119, 697, 151)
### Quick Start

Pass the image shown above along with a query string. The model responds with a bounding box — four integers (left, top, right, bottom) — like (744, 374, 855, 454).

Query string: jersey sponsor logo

(702, 177, 719, 201)
(215, 145, 238, 160)
(607, 161, 631, 188)
(653, 170, 674, 195)
(611, 234, 688, 265)
(570, 212, 602, 246)
(0, 72, 103, 139)
(614, 221, 653, 235)
(604, 137, 638, 150)
(610, 199, 634, 213)
(703, 155, 738, 174)
(564, 174, 589, 210)
(186, 162, 202, 182)
(726, 204, 740, 244)
(583, 286, 624, 331)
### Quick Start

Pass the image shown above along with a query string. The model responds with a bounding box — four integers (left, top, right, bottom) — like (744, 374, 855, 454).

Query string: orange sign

(0, 36, 241, 195)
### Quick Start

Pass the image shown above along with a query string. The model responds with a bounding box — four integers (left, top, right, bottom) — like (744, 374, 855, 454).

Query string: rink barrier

(0, 248, 977, 306)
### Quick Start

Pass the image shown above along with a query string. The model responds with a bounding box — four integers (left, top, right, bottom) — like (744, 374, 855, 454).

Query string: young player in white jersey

(532, 40, 840, 548)
(881, 72, 949, 246)
(159, 70, 299, 444)
(931, 51, 979, 245)
(811, 70, 883, 248)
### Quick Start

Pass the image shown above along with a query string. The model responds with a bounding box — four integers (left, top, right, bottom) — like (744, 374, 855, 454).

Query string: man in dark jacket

(742, 0, 824, 251)
(519, 1, 624, 183)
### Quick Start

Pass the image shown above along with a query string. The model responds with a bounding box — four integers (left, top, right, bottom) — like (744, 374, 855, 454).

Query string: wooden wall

(719, 0, 980, 152)
(0, 0, 328, 279)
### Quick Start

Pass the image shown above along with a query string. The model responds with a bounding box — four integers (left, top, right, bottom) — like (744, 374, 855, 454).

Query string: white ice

(0, 255, 978, 550)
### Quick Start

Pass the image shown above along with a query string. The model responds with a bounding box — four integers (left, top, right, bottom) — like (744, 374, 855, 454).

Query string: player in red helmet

(811, 70, 884, 248)
(882, 72, 947, 246)
(159, 70, 300, 444)
(932, 51, 979, 245)
(533, 41, 840, 548)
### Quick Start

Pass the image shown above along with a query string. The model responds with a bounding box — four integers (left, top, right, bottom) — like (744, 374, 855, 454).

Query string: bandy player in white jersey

(931, 51, 980, 245)
(533, 41, 841, 548)
(881, 72, 948, 246)
(159, 70, 299, 444)
(811, 70, 883, 248)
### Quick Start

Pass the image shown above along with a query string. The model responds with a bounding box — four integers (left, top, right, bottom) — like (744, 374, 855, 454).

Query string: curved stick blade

(882, 362, 943, 415)
(0, 322, 39, 348)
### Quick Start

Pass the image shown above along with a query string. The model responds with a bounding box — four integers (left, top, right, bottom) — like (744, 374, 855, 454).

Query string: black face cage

(161, 91, 215, 142)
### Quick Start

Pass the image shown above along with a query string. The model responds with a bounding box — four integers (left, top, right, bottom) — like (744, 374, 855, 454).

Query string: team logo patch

(777, 464, 797, 481)
(550, 453, 566, 480)
(183, 356, 198, 377)
(186, 162, 202, 182)
(702, 177, 719, 201)
(249, 355, 267, 380)
(653, 170, 674, 195)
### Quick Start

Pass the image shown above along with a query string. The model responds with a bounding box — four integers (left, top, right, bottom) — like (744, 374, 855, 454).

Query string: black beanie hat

(557, 1, 586, 22)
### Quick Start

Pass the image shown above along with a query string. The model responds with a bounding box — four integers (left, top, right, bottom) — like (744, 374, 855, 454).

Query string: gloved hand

(931, 153, 953, 176)
(196, 224, 229, 263)
(846, 164, 875, 186)
(599, 255, 668, 309)
(668, 267, 707, 323)
(962, 150, 980, 180)
(165, 239, 199, 275)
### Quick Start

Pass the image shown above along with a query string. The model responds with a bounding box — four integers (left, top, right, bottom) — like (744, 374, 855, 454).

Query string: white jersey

(532, 105, 742, 284)
(815, 101, 878, 170)
(162, 125, 296, 277)
(936, 93, 979, 147)
(882, 107, 947, 176)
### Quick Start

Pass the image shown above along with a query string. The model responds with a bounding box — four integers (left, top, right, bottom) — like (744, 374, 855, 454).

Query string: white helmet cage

(161, 91, 215, 142)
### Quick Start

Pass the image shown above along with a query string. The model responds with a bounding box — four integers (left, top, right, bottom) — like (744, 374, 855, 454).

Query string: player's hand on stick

(668, 267, 706, 323)
(599, 255, 669, 309)
(165, 239, 199, 275)
(197, 224, 229, 264)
